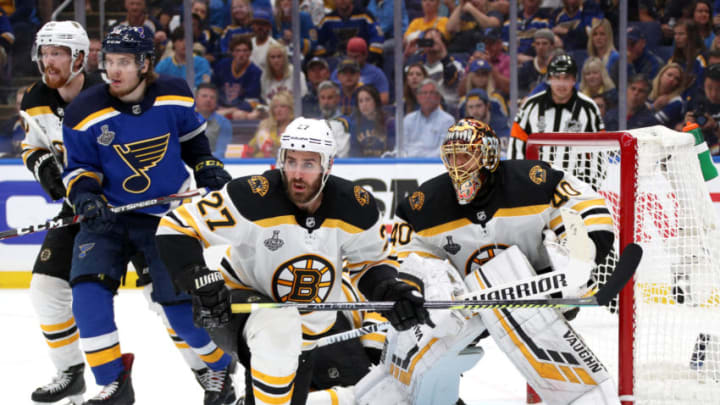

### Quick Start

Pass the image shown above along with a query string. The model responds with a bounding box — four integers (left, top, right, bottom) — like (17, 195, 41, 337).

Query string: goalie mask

(277, 117, 336, 204)
(441, 118, 500, 205)
(32, 21, 90, 87)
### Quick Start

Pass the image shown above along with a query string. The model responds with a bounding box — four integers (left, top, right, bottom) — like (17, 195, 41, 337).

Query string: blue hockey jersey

(62, 76, 207, 215)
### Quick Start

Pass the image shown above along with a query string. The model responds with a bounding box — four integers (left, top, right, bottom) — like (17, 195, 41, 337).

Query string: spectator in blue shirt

(349, 85, 395, 157)
(604, 74, 659, 131)
(402, 78, 455, 157)
(502, 0, 551, 64)
(272, 0, 317, 57)
(609, 25, 664, 85)
(302, 56, 331, 118)
(551, 0, 604, 51)
(156, 27, 213, 87)
(195, 83, 234, 159)
(459, 88, 510, 153)
(367, 0, 408, 41)
(649, 62, 687, 129)
(331, 37, 390, 104)
(213, 36, 264, 119)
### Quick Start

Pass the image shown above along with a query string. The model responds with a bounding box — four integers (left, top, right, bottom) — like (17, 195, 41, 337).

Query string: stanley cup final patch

(97, 125, 115, 146)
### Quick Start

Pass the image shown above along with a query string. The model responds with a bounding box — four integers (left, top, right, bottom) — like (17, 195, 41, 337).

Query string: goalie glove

(179, 265, 231, 329)
(32, 152, 66, 200)
(194, 158, 232, 190)
(372, 279, 434, 331)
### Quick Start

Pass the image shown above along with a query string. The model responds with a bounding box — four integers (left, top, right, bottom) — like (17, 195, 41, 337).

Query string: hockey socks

(72, 281, 124, 386)
(162, 302, 232, 371)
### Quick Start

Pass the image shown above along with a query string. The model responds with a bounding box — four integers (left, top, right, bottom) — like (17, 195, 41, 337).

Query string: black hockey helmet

(548, 53, 577, 78)
(100, 26, 155, 68)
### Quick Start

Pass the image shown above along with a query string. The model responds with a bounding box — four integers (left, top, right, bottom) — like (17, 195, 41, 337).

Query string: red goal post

(525, 128, 720, 405)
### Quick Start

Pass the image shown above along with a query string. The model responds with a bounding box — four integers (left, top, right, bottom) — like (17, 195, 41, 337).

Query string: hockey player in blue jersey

(61, 26, 235, 405)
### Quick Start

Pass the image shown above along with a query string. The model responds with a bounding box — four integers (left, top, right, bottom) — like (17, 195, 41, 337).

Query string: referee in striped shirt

(507, 53, 605, 184)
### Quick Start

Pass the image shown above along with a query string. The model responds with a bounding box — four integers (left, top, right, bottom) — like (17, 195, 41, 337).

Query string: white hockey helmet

(32, 21, 90, 85)
(277, 117, 336, 173)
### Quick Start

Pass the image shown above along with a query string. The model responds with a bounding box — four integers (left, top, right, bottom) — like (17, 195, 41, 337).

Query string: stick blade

(594, 243, 643, 306)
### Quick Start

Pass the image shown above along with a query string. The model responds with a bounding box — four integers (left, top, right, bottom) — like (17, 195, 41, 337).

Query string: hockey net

(526, 126, 720, 405)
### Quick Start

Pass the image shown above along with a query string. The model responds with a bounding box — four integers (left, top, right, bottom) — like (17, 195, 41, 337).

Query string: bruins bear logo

(409, 191, 425, 211)
(354, 185, 370, 206)
(248, 175, 269, 197)
(272, 254, 335, 303)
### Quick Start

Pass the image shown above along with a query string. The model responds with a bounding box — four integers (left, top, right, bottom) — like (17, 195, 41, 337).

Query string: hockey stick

(232, 243, 642, 313)
(19, 110, 63, 169)
(0, 188, 208, 240)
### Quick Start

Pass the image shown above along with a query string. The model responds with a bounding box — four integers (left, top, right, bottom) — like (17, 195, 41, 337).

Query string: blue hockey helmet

(100, 26, 155, 69)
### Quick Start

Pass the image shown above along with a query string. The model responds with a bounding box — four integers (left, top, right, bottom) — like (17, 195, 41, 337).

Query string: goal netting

(526, 126, 720, 404)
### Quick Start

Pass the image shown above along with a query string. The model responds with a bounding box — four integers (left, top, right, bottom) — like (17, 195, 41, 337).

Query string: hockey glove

(183, 265, 231, 329)
(33, 153, 66, 200)
(373, 279, 434, 331)
(194, 158, 232, 190)
(72, 192, 116, 234)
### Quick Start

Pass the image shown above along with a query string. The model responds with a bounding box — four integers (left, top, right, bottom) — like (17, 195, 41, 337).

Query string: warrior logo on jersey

(354, 185, 370, 206)
(248, 175, 269, 197)
(272, 254, 335, 303)
(114, 133, 170, 193)
(443, 236, 461, 255)
(529, 165, 546, 185)
(264, 230, 284, 251)
(409, 191, 424, 211)
(97, 125, 115, 146)
(464, 243, 510, 275)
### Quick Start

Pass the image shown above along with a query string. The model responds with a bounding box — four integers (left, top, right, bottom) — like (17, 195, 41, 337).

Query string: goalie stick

(232, 243, 642, 313)
(0, 188, 208, 240)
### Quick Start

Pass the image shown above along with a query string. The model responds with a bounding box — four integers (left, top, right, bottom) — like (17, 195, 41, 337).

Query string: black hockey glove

(182, 265, 231, 329)
(72, 192, 116, 234)
(373, 279, 434, 331)
(33, 153, 66, 200)
(194, 158, 232, 191)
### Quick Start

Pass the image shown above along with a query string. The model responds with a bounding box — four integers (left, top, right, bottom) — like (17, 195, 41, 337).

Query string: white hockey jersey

(392, 160, 615, 276)
(157, 169, 396, 337)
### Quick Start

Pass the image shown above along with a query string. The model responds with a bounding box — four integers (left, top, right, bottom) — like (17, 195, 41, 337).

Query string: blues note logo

(114, 133, 170, 193)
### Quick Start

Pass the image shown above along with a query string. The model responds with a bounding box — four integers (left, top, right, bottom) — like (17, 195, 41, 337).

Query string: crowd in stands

(2, 0, 720, 158)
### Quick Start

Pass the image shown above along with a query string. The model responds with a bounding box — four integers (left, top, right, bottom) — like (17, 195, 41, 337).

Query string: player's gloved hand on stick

(182, 265, 231, 329)
(373, 279, 434, 331)
(33, 153, 66, 200)
(194, 158, 232, 190)
(72, 192, 116, 234)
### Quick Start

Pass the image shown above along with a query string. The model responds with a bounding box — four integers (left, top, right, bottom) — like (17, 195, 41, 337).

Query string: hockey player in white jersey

(20, 21, 99, 405)
(356, 118, 621, 405)
(155, 117, 433, 405)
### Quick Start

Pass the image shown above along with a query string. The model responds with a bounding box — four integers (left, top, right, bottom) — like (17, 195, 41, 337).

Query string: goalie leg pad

(30, 273, 84, 371)
(467, 246, 619, 405)
(244, 307, 302, 405)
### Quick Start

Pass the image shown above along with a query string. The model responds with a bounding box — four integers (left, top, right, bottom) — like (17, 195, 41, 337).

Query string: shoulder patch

(529, 165, 547, 185)
(248, 175, 269, 197)
(409, 191, 425, 211)
(354, 185, 370, 206)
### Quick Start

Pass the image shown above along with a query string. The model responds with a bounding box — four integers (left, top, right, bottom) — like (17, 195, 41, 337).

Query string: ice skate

(194, 361, 236, 405)
(32, 363, 85, 405)
(83, 353, 134, 405)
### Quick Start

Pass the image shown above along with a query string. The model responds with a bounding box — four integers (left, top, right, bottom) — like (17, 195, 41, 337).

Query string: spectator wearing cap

(446, 0, 503, 53)
(213, 36, 264, 120)
(609, 25, 664, 85)
(478, 26, 510, 97)
(194, 83, 234, 159)
(502, 0, 552, 64)
(302, 57, 331, 118)
(249, 8, 282, 72)
(406, 28, 464, 110)
(518, 28, 557, 97)
(315, 0, 384, 65)
(402, 78, 455, 157)
(156, 27, 213, 87)
(459, 59, 509, 117)
(404, 0, 450, 47)
(337, 58, 363, 115)
(330, 37, 390, 104)
(604, 74, 659, 131)
(684, 64, 720, 153)
(460, 88, 511, 147)
(551, 0, 604, 51)
(219, 0, 254, 54)
(260, 43, 308, 105)
(272, 0, 317, 57)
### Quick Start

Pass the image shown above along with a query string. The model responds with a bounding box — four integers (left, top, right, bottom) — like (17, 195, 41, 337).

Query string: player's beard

(44, 66, 69, 89)
(286, 175, 322, 206)
(109, 76, 144, 98)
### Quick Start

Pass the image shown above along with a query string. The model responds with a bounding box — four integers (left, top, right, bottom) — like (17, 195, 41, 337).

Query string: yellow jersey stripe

(571, 199, 606, 213)
(66, 172, 102, 196)
(47, 333, 79, 348)
(417, 218, 473, 237)
(199, 347, 226, 363)
(175, 205, 210, 248)
(251, 368, 296, 385)
(396, 251, 442, 259)
(253, 387, 293, 405)
(41, 317, 75, 332)
(158, 217, 200, 240)
(25, 106, 53, 116)
(73, 107, 117, 130)
(155, 95, 194, 103)
(254, 215, 297, 228)
(86, 344, 122, 367)
(494, 204, 550, 217)
(584, 217, 613, 227)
